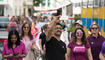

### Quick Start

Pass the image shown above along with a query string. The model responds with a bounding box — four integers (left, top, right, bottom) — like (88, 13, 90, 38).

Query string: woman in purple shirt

(66, 28, 93, 60)
(87, 24, 105, 60)
(2, 30, 27, 60)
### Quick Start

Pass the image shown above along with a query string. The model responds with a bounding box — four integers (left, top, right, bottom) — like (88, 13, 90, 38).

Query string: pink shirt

(2, 42, 27, 60)
(21, 37, 35, 52)
(9, 22, 17, 28)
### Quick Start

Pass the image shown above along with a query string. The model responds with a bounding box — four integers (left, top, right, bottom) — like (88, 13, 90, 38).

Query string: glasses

(76, 32, 83, 35)
(24, 27, 29, 29)
(56, 27, 62, 29)
(91, 27, 98, 30)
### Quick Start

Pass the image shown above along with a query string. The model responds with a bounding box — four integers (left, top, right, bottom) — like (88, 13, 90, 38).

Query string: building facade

(0, 0, 33, 16)
(34, 0, 72, 17)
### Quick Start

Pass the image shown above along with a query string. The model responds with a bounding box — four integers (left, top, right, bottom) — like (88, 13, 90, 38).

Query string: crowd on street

(1, 13, 105, 60)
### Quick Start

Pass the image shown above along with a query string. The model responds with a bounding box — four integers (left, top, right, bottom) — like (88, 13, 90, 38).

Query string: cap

(75, 20, 82, 25)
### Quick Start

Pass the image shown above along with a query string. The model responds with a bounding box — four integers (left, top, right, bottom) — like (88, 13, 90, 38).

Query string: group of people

(1, 15, 105, 60)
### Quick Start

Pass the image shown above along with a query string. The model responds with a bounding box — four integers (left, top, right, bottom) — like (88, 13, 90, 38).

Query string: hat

(75, 20, 82, 26)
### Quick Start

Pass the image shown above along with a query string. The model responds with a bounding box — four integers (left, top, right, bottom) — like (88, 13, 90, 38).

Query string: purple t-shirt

(68, 42, 90, 60)
(101, 41, 105, 54)
(87, 35, 105, 60)
(2, 42, 27, 60)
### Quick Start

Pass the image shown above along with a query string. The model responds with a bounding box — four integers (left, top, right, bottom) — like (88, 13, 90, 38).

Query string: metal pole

(86, 0, 88, 29)
(92, 0, 94, 24)
(98, 0, 100, 25)
(81, 0, 83, 18)
(91, 0, 93, 24)
(102, 0, 104, 35)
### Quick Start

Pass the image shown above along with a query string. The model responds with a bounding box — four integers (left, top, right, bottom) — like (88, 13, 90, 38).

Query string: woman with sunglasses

(87, 24, 105, 60)
(21, 22, 40, 60)
(66, 28, 93, 60)
(2, 30, 27, 60)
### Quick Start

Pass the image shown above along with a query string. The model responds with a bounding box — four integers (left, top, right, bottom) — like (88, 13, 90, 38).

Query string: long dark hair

(71, 28, 88, 46)
(21, 22, 33, 40)
(8, 30, 20, 49)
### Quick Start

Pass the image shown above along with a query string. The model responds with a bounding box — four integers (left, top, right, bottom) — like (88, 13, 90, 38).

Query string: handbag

(24, 45, 40, 60)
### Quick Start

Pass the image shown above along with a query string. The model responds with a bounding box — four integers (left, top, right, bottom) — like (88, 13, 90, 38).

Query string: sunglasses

(24, 27, 29, 29)
(56, 27, 62, 29)
(91, 27, 98, 30)
(76, 32, 83, 35)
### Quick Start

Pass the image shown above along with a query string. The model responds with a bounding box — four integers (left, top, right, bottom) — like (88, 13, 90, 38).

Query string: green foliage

(68, 23, 75, 32)
(33, 0, 43, 6)
(74, 15, 81, 21)
(69, 27, 75, 32)
(67, 23, 75, 37)
(67, 25, 75, 37)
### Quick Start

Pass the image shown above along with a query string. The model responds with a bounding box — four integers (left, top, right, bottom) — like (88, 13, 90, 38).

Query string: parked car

(0, 17, 10, 30)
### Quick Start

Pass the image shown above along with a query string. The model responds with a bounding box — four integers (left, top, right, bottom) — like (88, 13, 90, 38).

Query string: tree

(74, 15, 81, 21)
(33, 0, 43, 6)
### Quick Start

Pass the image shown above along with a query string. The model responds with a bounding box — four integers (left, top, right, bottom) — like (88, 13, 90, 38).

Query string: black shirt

(46, 37, 66, 60)
(39, 33, 46, 48)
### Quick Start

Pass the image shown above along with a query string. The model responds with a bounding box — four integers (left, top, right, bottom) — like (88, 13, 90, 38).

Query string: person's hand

(31, 41, 36, 50)
(8, 54, 13, 57)
(14, 53, 21, 58)
(32, 40, 36, 45)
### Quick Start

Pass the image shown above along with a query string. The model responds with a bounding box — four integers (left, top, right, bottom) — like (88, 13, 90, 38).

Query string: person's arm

(99, 42, 105, 60)
(46, 18, 59, 41)
(14, 54, 26, 58)
(66, 48, 71, 60)
(87, 48, 93, 60)
(3, 54, 13, 59)
(17, 42, 27, 58)
(39, 39, 45, 55)
(2, 44, 14, 59)
(19, 54, 26, 58)
(99, 53, 105, 60)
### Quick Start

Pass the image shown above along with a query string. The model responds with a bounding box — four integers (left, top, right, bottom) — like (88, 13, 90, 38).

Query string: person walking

(21, 22, 40, 60)
(39, 24, 48, 60)
(31, 22, 38, 38)
(66, 28, 93, 60)
(2, 30, 27, 60)
(87, 24, 105, 60)
(45, 17, 66, 60)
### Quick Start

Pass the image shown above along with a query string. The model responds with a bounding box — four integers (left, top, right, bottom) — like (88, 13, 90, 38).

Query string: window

(48, 0, 50, 7)
(0, 5, 4, 16)
(42, 0, 46, 6)
(93, 0, 99, 7)
(88, 0, 93, 7)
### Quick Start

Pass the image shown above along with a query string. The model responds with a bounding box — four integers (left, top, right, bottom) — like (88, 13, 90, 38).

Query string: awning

(42, 14, 54, 16)
(68, 17, 74, 19)
(41, 10, 57, 14)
